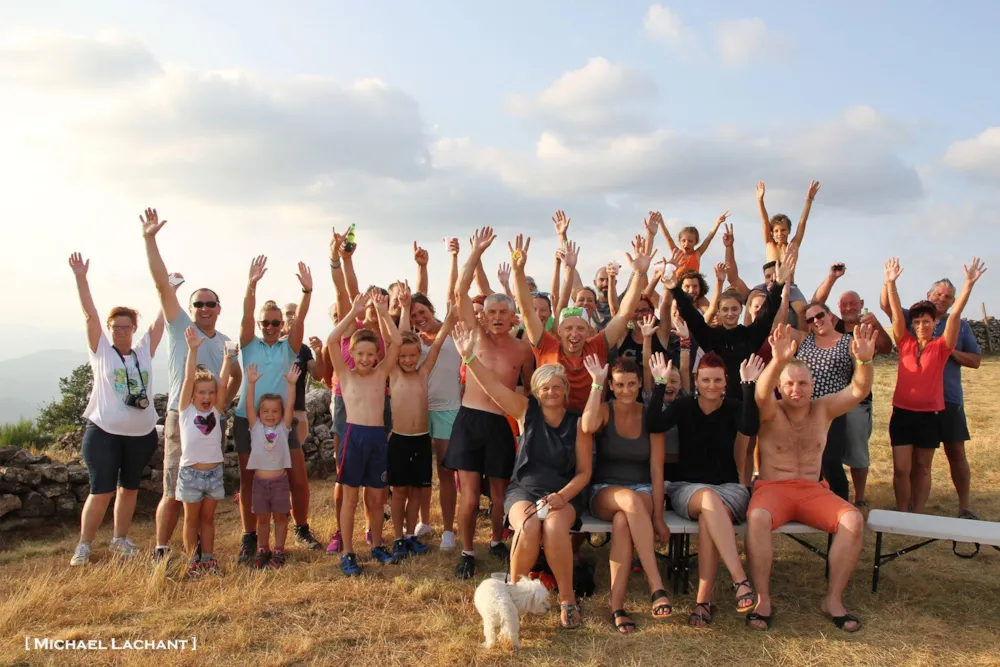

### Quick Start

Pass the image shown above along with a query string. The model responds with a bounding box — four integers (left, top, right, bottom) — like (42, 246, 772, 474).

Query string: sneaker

(392, 538, 409, 561)
(70, 542, 91, 567)
(326, 530, 343, 554)
(294, 524, 323, 550)
(268, 549, 287, 569)
(253, 548, 272, 570)
(109, 537, 138, 558)
(959, 509, 980, 520)
(371, 545, 400, 565)
(152, 546, 170, 563)
(186, 558, 204, 579)
(440, 531, 457, 551)
(414, 522, 433, 538)
(488, 542, 510, 563)
(238, 533, 258, 565)
(201, 558, 223, 576)
(404, 536, 430, 556)
(340, 552, 363, 576)
(365, 529, 373, 547)
(455, 553, 476, 580)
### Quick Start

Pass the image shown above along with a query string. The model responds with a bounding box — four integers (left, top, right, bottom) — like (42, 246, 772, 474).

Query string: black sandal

(733, 579, 755, 614)
(651, 589, 673, 619)
(746, 611, 773, 631)
(688, 602, 714, 628)
(830, 613, 861, 633)
(612, 609, 636, 634)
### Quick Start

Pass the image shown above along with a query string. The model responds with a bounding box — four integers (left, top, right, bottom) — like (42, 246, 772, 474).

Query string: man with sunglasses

(142, 209, 242, 562)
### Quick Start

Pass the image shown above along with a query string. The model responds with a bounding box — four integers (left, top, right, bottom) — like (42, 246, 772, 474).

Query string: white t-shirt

(422, 336, 461, 412)
(247, 421, 292, 472)
(83, 334, 158, 436)
(178, 404, 224, 467)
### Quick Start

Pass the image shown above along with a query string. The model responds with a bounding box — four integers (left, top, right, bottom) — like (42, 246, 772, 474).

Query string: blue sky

(1, 1, 997, 357)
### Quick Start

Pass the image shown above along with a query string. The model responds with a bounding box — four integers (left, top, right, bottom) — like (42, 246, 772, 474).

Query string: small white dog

(474, 575, 551, 651)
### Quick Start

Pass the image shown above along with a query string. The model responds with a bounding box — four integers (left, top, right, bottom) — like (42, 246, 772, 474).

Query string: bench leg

(872, 531, 882, 594)
(824, 533, 833, 581)
(682, 535, 692, 595)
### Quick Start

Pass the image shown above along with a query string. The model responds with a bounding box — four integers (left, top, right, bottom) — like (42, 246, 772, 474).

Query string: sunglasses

(806, 311, 826, 324)
(192, 301, 218, 309)
(109, 325, 134, 332)
(259, 319, 283, 328)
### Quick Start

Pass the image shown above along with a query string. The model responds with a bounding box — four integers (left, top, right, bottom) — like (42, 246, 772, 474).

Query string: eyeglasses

(192, 301, 218, 309)
(110, 325, 133, 332)
(806, 311, 826, 324)
(259, 319, 283, 328)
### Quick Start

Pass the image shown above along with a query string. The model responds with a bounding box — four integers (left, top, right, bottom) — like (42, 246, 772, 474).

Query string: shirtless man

(745, 323, 877, 633)
(447, 226, 535, 579)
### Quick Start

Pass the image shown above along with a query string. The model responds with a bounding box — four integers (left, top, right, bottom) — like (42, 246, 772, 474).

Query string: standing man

(880, 277, 983, 518)
(141, 209, 242, 561)
(811, 263, 893, 508)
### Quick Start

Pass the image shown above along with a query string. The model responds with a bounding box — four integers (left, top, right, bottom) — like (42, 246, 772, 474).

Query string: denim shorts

(175, 464, 225, 503)
(588, 483, 654, 515)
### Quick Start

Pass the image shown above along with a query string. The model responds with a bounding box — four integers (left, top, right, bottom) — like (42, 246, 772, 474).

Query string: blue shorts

(337, 424, 388, 489)
(588, 483, 653, 516)
(175, 464, 225, 503)
(428, 409, 459, 440)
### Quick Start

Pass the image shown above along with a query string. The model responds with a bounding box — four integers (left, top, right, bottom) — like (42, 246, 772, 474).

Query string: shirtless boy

(746, 323, 877, 633)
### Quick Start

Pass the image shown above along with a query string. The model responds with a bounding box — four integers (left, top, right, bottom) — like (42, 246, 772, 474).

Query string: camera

(125, 391, 150, 410)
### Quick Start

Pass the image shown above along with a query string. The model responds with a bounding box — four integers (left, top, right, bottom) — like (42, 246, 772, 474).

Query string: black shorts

(940, 402, 971, 443)
(387, 432, 432, 488)
(81, 421, 158, 494)
(232, 415, 301, 453)
(443, 406, 515, 480)
(889, 407, 942, 449)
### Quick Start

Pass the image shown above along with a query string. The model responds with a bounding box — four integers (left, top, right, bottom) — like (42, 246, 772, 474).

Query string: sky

(2, 0, 998, 360)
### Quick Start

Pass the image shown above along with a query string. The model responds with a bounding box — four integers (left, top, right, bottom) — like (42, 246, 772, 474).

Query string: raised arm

(140, 208, 182, 323)
(646, 354, 681, 433)
(696, 211, 729, 257)
(945, 258, 986, 348)
(287, 262, 312, 352)
(818, 325, 876, 420)
(812, 263, 845, 305)
(792, 180, 821, 248)
(756, 324, 798, 423)
(549, 248, 562, 318)
(68, 253, 101, 353)
(452, 323, 529, 420)
(373, 291, 403, 373)
(473, 248, 494, 296)
(456, 226, 495, 330)
(445, 238, 460, 302)
(216, 346, 235, 413)
(328, 293, 368, 380)
(639, 315, 658, 395)
(746, 246, 796, 347)
(882, 258, 907, 344)
(245, 364, 261, 427)
(340, 237, 360, 300)
(241, 255, 267, 347)
(179, 327, 203, 412)
(149, 310, 166, 356)
(738, 355, 764, 437)
(497, 262, 515, 301)
(654, 211, 678, 253)
(722, 223, 750, 299)
(329, 229, 352, 325)
(607, 262, 621, 316)
(413, 242, 429, 296)
(703, 262, 727, 325)
(555, 246, 574, 316)
(283, 364, 301, 429)
(604, 236, 655, 346)
(756, 181, 771, 244)
(509, 234, 545, 346)
(656, 282, 674, 350)
(307, 336, 326, 381)
(581, 355, 609, 434)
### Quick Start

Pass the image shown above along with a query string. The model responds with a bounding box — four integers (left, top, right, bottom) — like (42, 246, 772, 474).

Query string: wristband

(637, 272, 647, 277)
(680, 340, 691, 350)
(591, 383, 603, 391)
(302, 289, 313, 294)
(653, 377, 668, 385)
(330, 262, 341, 269)
(856, 359, 873, 365)
(463, 354, 476, 365)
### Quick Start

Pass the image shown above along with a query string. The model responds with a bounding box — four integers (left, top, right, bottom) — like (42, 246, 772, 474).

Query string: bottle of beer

(343, 224, 357, 253)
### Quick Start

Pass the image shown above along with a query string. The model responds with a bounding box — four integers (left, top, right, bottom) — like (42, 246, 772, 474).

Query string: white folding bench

(867, 510, 1000, 593)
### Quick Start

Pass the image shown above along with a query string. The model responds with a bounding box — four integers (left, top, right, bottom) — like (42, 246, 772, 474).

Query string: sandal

(733, 579, 755, 614)
(561, 603, 582, 629)
(829, 613, 861, 633)
(688, 602, 714, 628)
(650, 589, 673, 619)
(612, 609, 636, 634)
(746, 611, 773, 631)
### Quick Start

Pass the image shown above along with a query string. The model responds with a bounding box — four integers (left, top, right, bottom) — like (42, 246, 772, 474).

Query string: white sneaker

(415, 522, 433, 538)
(70, 542, 91, 566)
(109, 537, 138, 558)
(440, 530, 456, 551)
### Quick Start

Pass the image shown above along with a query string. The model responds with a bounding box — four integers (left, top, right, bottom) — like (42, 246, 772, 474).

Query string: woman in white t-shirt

(68, 253, 165, 567)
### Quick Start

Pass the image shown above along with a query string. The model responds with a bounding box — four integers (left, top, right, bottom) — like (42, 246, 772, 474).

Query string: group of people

(66, 180, 987, 636)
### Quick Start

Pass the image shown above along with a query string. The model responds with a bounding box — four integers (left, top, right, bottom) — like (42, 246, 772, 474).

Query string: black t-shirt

(294, 345, 313, 411)
(609, 327, 680, 383)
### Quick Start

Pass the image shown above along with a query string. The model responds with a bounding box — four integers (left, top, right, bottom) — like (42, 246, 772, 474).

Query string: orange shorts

(748, 479, 857, 534)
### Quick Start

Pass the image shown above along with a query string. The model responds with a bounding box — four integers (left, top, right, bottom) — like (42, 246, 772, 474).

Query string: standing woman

(68, 253, 165, 566)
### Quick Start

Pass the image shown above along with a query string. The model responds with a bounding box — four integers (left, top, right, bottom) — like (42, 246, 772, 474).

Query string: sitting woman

(581, 356, 670, 634)
(451, 323, 592, 630)
(647, 351, 763, 627)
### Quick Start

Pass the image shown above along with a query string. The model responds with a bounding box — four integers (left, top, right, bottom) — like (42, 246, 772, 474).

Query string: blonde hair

(259, 300, 281, 317)
(530, 363, 570, 397)
(192, 366, 218, 391)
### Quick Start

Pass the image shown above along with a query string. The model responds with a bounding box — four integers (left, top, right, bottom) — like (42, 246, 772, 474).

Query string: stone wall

(969, 317, 999, 353)
(0, 387, 337, 531)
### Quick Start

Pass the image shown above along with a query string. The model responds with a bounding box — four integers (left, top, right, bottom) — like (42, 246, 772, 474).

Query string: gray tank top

(592, 401, 652, 486)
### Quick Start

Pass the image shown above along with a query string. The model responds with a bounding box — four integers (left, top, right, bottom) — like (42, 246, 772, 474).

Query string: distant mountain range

(0, 349, 168, 424)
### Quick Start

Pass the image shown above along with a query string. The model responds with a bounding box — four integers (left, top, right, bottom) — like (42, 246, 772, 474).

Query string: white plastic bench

(867, 509, 1000, 593)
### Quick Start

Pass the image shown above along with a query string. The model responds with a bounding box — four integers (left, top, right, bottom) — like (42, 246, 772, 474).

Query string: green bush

(36, 363, 93, 437)
(0, 419, 45, 447)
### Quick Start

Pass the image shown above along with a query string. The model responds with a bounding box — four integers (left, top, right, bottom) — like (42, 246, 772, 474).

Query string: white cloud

(942, 127, 1000, 183)
(642, 5, 699, 52)
(0, 32, 160, 88)
(714, 18, 790, 68)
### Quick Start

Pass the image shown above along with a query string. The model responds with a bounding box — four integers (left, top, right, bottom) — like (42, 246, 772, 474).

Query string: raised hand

(470, 226, 496, 255)
(497, 262, 512, 286)
(756, 181, 766, 201)
(807, 180, 821, 200)
(714, 210, 731, 228)
(68, 252, 89, 277)
(451, 322, 477, 358)
(626, 236, 658, 275)
(445, 237, 460, 255)
(714, 262, 727, 283)
(639, 314, 658, 338)
(768, 324, 799, 363)
(649, 352, 673, 381)
(774, 243, 798, 284)
(583, 354, 609, 385)
(296, 262, 313, 292)
(830, 263, 846, 279)
(883, 257, 903, 283)
(650, 260, 666, 285)
(851, 323, 877, 363)
(606, 261, 619, 279)
(140, 208, 167, 238)
(371, 290, 389, 313)
(722, 223, 734, 247)
(671, 313, 689, 340)
(563, 240, 580, 269)
(350, 293, 369, 317)
(413, 242, 429, 266)
(398, 280, 412, 308)
(963, 257, 987, 284)
(507, 234, 531, 272)
(284, 363, 302, 385)
(644, 211, 662, 238)
(740, 354, 766, 382)
(245, 363, 261, 384)
(330, 228, 345, 260)
(308, 336, 324, 354)
(552, 210, 571, 239)
(184, 326, 203, 350)
(248, 255, 268, 286)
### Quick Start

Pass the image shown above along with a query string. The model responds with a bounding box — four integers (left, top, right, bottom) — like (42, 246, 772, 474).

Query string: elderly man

(879, 277, 983, 518)
(811, 263, 893, 507)
(746, 324, 877, 633)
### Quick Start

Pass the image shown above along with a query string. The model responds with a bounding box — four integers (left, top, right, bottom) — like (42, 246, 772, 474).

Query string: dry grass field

(2, 357, 999, 666)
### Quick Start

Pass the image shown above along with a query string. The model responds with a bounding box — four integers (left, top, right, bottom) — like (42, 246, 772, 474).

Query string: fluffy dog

(473, 575, 551, 651)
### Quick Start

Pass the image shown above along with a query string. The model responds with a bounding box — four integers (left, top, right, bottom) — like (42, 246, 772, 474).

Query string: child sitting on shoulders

(177, 326, 234, 577)
(245, 361, 301, 570)
(388, 297, 457, 559)
(656, 209, 729, 276)
(328, 289, 403, 576)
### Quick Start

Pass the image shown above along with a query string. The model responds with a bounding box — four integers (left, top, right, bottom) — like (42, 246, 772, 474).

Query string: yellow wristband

(856, 358, 873, 366)
(464, 354, 476, 365)
(591, 383, 603, 391)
